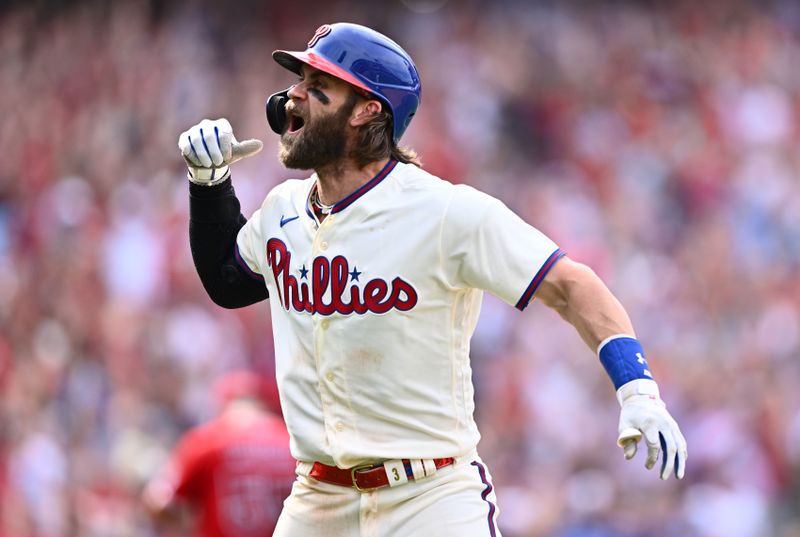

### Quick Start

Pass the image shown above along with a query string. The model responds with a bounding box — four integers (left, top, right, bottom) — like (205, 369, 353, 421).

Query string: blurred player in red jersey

(143, 371, 295, 537)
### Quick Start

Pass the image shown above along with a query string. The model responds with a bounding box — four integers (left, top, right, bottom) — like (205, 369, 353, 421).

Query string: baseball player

(143, 371, 295, 537)
(179, 22, 687, 537)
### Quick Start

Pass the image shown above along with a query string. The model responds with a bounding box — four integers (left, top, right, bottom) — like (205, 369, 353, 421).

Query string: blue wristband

(598, 335, 654, 390)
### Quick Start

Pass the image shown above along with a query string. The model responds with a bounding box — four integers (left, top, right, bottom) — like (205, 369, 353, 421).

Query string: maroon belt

(309, 458, 455, 492)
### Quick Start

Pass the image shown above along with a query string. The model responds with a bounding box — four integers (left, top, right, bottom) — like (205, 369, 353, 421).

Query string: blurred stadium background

(2, 0, 800, 535)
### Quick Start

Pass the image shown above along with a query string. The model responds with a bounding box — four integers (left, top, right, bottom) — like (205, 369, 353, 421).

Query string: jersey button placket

(313, 216, 345, 445)
(313, 313, 337, 439)
(311, 213, 335, 256)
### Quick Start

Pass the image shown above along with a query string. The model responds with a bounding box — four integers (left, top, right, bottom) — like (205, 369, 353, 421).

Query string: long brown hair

(350, 105, 421, 169)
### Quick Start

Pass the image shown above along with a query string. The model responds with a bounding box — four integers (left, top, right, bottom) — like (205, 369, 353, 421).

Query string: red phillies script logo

(267, 239, 418, 315)
(308, 24, 332, 48)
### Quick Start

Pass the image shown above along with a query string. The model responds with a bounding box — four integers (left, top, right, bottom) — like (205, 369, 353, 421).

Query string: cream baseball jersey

(235, 159, 564, 468)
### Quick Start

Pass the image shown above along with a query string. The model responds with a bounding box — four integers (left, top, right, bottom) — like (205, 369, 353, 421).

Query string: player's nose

(287, 83, 307, 101)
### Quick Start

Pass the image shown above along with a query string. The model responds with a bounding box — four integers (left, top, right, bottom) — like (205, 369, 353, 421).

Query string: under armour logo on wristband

(636, 352, 653, 377)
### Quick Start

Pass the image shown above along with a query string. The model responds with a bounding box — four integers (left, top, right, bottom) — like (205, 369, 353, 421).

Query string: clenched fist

(178, 118, 263, 186)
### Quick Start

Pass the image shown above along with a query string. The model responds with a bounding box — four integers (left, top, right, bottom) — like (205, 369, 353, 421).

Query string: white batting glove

(178, 118, 263, 186)
(616, 379, 687, 480)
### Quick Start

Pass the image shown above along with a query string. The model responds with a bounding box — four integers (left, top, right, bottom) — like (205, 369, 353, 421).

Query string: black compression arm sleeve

(189, 178, 269, 309)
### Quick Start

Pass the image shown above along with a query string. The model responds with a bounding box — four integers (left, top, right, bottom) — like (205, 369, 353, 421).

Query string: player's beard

(279, 93, 358, 170)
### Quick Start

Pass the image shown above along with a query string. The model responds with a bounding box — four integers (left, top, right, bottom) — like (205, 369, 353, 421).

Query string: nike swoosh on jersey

(280, 215, 300, 227)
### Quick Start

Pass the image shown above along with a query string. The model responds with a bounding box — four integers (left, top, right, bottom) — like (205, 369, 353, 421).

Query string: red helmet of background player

(213, 370, 281, 414)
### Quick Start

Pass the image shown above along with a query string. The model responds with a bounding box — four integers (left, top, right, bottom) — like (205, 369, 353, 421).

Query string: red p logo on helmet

(308, 24, 332, 48)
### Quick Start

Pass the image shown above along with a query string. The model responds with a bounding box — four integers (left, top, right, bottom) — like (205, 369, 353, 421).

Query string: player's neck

(314, 157, 390, 207)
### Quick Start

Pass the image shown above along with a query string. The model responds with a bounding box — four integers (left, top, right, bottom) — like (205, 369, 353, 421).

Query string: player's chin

(278, 142, 311, 170)
(279, 132, 301, 154)
(278, 144, 295, 167)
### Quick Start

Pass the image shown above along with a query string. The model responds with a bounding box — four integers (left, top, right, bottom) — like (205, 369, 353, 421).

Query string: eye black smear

(309, 88, 330, 105)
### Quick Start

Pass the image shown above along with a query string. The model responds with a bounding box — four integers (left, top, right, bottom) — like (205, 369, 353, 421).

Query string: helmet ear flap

(266, 88, 291, 134)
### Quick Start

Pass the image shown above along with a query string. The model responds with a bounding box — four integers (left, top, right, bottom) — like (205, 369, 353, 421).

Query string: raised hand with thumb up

(178, 118, 263, 186)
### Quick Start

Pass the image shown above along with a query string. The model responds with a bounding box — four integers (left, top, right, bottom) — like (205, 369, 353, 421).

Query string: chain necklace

(312, 188, 335, 215)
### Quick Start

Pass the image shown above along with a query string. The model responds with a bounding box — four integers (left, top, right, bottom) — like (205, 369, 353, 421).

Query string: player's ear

(350, 99, 382, 127)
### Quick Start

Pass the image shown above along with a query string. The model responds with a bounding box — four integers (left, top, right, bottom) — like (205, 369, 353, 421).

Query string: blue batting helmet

(272, 22, 421, 143)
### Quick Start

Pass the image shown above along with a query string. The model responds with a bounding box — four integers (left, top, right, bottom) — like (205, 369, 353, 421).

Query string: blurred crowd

(2, 0, 800, 535)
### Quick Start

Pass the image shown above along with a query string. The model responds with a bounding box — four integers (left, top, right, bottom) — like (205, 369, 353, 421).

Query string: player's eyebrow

(299, 67, 336, 84)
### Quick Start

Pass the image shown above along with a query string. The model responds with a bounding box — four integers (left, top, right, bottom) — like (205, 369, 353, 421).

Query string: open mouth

(287, 112, 305, 134)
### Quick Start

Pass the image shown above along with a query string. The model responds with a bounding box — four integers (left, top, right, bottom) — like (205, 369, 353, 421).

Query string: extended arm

(536, 256, 687, 480)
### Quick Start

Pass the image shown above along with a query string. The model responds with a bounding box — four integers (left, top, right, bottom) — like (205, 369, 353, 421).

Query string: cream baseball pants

(273, 451, 502, 537)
